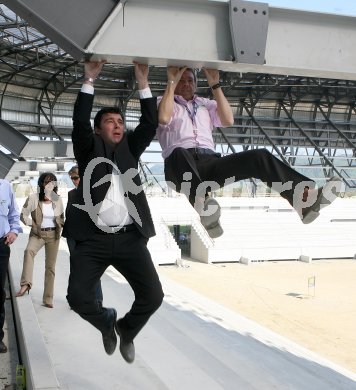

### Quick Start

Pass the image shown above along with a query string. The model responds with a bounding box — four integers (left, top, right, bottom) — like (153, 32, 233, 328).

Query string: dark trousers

(67, 238, 103, 303)
(67, 229, 163, 342)
(0, 238, 10, 341)
(164, 148, 314, 209)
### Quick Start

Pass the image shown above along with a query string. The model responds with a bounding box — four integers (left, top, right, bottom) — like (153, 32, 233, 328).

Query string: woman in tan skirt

(16, 172, 64, 308)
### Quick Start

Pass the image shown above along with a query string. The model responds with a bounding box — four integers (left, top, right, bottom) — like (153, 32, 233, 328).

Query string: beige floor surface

(157, 258, 356, 373)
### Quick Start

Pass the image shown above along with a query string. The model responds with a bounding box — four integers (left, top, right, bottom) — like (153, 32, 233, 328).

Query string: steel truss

(0, 4, 355, 188)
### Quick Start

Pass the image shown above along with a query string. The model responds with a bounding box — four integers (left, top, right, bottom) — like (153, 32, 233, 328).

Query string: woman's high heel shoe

(16, 284, 31, 297)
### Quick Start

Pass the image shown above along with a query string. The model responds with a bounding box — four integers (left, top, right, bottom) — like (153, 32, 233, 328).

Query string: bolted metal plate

(229, 0, 269, 64)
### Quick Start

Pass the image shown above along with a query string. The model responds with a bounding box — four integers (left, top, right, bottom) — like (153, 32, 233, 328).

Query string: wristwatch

(211, 83, 221, 90)
(84, 77, 95, 83)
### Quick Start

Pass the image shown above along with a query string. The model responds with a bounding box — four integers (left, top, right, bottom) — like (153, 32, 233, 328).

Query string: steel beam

(0, 118, 73, 177)
(20, 141, 73, 159)
(0, 151, 15, 179)
(0, 119, 29, 157)
(4, 161, 34, 182)
(4, 161, 67, 182)
(1, 0, 118, 61)
(4, 0, 356, 80)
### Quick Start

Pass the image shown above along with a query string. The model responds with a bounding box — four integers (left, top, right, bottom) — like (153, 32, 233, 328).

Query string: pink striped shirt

(156, 95, 222, 158)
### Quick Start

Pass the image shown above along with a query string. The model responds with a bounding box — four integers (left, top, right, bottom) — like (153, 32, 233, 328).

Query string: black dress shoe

(115, 320, 135, 363)
(0, 341, 8, 353)
(102, 308, 117, 355)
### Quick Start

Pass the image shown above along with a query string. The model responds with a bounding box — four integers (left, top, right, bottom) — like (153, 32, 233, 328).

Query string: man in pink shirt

(157, 67, 342, 238)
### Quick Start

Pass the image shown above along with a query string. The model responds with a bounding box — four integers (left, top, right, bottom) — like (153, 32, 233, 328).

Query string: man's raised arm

(203, 68, 234, 127)
(158, 66, 187, 125)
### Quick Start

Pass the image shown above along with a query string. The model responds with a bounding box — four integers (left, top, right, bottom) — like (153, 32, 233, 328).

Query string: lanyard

(174, 97, 198, 126)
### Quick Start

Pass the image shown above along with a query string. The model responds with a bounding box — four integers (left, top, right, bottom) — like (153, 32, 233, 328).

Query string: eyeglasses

(71, 176, 80, 181)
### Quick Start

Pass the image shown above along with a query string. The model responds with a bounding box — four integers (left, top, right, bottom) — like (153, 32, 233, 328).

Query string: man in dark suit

(65, 165, 80, 255)
(63, 61, 163, 364)
(65, 165, 103, 304)
(157, 66, 342, 237)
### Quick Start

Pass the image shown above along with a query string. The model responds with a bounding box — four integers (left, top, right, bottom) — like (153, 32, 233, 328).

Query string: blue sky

(268, 0, 356, 15)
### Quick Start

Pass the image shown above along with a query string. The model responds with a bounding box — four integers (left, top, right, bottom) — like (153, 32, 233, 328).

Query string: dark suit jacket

(65, 187, 77, 225)
(62, 92, 158, 241)
(67, 188, 77, 207)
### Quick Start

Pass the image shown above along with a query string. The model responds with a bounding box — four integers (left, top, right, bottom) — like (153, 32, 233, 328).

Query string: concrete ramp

(9, 233, 356, 389)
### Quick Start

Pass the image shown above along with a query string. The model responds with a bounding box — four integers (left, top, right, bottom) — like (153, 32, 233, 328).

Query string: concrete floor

(6, 233, 356, 390)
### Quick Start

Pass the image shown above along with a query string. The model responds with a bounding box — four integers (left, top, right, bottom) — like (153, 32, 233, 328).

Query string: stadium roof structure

(0, 2, 355, 187)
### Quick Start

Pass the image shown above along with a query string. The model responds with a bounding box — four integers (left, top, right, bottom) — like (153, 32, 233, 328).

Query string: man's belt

(96, 224, 136, 234)
(186, 147, 217, 155)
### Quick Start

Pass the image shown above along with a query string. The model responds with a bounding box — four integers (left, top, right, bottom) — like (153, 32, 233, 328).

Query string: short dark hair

(94, 107, 124, 129)
(38, 172, 58, 201)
